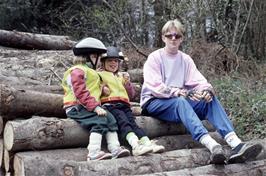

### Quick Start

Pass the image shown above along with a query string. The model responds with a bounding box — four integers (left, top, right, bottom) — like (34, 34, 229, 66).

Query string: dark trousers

(104, 103, 146, 140)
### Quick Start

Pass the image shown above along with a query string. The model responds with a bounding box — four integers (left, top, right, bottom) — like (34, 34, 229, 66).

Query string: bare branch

(236, 0, 255, 54)
(101, 0, 148, 57)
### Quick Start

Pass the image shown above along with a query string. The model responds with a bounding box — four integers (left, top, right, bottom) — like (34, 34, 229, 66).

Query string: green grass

(212, 75, 266, 140)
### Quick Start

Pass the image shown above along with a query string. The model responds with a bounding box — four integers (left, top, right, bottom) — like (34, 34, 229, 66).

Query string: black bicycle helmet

(100, 46, 124, 61)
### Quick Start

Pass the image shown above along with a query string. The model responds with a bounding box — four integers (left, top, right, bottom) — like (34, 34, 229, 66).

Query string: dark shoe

(210, 145, 226, 164)
(228, 142, 263, 164)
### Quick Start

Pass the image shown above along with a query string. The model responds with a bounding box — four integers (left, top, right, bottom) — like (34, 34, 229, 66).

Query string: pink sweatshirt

(140, 48, 213, 107)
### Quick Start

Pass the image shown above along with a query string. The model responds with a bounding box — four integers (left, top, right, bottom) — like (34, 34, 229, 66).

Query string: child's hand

(94, 106, 107, 116)
(102, 85, 111, 96)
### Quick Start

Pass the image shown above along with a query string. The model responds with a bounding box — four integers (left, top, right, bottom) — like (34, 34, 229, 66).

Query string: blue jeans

(144, 96, 234, 141)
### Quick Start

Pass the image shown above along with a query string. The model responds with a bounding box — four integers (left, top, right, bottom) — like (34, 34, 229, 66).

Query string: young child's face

(104, 58, 120, 73)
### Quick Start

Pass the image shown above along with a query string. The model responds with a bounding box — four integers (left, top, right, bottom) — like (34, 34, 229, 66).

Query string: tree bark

(13, 146, 266, 176)
(0, 116, 3, 136)
(5, 133, 222, 174)
(3, 117, 89, 152)
(12, 148, 214, 176)
(0, 84, 142, 119)
(0, 139, 3, 168)
(3, 116, 214, 152)
(0, 84, 66, 118)
(139, 159, 266, 176)
(128, 69, 143, 83)
(0, 29, 76, 50)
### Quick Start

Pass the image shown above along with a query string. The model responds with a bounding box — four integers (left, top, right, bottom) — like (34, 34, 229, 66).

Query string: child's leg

(106, 131, 130, 158)
(126, 132, 152, 156)
(105, 106, 134, 140)
(87, 132, 112, 161)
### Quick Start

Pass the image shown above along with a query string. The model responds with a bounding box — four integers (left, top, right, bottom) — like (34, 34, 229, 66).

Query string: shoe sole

(88, 153, 113, 161)
(133, 148, 153, 156)
(112, 150, 131, 159)
(228, 143, 263, 164)
(210, 153, 226, 164)
(153, 148, 165, 153)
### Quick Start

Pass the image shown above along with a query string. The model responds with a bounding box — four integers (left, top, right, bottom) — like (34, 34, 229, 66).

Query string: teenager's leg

(146, 97, 208, 141)
(206, 96, 234, 138)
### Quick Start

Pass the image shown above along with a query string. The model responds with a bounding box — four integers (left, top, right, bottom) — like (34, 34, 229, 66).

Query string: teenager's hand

(94, 106, 107, 116)
(174, 89, 187, 97)
(201, 90, 213, 102)
(187, 90, 202, 101)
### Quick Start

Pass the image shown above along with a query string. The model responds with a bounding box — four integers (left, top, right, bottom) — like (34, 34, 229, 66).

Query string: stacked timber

(0, 84, 265, 176)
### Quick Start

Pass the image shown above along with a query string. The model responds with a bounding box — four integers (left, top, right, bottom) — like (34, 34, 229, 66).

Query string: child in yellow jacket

(98, 46, 165, 156)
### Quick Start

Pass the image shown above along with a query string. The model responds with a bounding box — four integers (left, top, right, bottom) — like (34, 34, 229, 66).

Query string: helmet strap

(86, 54, 100, 70)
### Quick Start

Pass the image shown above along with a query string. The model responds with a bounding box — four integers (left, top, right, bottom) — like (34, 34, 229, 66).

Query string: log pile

(0, 86, 265, 176)
(0, 37, 265, 176)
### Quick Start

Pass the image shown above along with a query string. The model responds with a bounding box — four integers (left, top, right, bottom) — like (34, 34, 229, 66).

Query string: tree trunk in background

(0, 29, 76, 50)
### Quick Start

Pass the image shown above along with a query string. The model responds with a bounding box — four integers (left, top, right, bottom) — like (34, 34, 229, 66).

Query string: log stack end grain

(3, 122, 14, 151)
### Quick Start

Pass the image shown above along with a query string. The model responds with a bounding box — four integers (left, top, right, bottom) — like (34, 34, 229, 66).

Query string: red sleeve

(124, 81, 136, 101)
(71, 68, 100, 111)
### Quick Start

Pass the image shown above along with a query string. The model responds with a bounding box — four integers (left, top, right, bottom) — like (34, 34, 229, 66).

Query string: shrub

(212, 75, 266, 140)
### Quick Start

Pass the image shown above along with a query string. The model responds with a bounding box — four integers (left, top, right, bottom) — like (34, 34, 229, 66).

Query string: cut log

(0, 139, 3, 168)
(154, 132, 226, 151)
(0, 84, 66, 118)
(138, 159, 266, 176)
(4, 132, 224, 166)
(0, 84, 141, 119)
(3, 117, 89, 152)
(0, 29, 76, 50)
(3, 148, 13, 173)
(128, 69, 143, 83)
(3, 116, 214, 152)
(13, 146, 265, 176)
(0, 74, 43, 87)
(12, 148, 213, 176)
(0, 116, 3, 136)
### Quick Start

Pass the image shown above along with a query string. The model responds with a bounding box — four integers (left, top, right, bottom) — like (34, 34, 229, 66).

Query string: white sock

(199, 134, 221, 153)
(140, 136, 152, 146)
(224, 132, 242, 149)
(87, 132, 102, 155)
(126, 132, 139, 149)
(106, 131, 120, 153)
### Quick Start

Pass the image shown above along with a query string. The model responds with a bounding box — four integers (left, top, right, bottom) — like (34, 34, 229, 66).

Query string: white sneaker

(147, 140, 165, 153)
(132, 144, 153, 156)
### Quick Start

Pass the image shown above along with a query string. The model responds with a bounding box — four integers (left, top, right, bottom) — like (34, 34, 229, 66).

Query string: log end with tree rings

(3, 122, 14, 151)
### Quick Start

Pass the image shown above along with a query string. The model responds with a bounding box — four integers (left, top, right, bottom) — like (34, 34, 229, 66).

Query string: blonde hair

(73, 56, 86, 65)
(161, 19, 185, 36)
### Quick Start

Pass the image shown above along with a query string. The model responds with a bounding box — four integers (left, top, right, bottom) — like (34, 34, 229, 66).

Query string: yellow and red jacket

(61, 64, 101, 111)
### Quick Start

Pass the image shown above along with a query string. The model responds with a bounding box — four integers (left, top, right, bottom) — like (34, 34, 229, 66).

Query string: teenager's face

(162, 27, 183, 53)
(104, 58, 120, 73)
